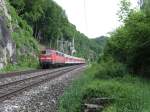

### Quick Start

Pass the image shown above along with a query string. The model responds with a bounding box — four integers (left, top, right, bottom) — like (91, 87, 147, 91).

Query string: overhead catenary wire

(83, 0, 88, 36)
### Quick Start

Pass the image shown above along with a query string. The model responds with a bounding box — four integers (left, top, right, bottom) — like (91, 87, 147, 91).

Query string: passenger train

(39, 49, 85, 68)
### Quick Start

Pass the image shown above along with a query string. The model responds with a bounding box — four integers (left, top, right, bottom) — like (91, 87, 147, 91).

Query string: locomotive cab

(39, 49, 54, 68)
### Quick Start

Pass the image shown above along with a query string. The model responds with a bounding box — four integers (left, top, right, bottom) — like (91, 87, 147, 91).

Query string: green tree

(104, 4, 150, 76)
(141, 0, 150, 16)
(117, 0, 131, 22)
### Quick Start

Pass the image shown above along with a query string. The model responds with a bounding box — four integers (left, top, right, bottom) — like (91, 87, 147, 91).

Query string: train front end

(39, 49, 54, 68)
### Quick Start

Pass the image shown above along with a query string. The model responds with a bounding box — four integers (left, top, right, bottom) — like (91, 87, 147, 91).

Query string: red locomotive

(39, 49, 85, 68)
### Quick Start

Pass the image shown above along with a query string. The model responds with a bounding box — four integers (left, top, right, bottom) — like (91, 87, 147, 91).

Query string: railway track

(0, 69, 43, 79)
(0, 65, 82, 102)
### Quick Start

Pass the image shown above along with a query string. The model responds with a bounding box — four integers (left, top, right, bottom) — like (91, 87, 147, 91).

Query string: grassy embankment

(0, 56, 39, 73)
(58, 60, 150, 112)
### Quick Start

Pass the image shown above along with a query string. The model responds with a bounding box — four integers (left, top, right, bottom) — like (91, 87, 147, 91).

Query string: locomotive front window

(41, 51, 46, 54)
(41, 50, 52, 55)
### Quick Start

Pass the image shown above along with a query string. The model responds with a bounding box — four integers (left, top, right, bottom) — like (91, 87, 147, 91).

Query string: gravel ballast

(0, 65, 86, 112)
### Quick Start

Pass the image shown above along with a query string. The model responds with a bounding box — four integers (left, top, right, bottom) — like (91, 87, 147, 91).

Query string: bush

(17, 55, 39, 68)
(0, 55, 39, 73)
(95, 59, 127, 79)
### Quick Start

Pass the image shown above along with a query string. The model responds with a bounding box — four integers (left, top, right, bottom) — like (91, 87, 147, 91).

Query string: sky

(54, 0, 138, 38)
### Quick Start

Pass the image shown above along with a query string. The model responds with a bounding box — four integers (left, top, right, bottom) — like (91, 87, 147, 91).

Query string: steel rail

(0, 65, 82, 102)
(0, 66, 78, 88)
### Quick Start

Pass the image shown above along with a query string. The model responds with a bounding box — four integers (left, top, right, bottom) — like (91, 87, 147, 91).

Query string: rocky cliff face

(0, 0, 15, 69)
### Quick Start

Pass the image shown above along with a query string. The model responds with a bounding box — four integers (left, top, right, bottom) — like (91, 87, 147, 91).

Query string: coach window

(58, 52, 61, 56)
(56, 52, 58, 55)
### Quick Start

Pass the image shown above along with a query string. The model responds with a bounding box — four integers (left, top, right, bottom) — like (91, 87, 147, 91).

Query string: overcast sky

(54, 0, 138, 38)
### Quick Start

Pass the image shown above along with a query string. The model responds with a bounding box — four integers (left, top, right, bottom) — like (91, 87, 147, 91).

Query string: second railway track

(0, 65, 83, 102)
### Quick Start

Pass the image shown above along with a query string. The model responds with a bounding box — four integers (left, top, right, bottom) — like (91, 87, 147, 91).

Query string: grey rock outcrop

(0, 0, 15, 69)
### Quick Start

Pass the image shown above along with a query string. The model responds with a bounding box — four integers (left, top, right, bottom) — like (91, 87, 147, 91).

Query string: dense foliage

(102, 0, 150, 77)
(140, 0, 150, 16)
(9, 0, 104, 60)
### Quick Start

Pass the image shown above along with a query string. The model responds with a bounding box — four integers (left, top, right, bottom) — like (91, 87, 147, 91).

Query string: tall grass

(58, 65, 97, 112)
(58, 62, 150, 112)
